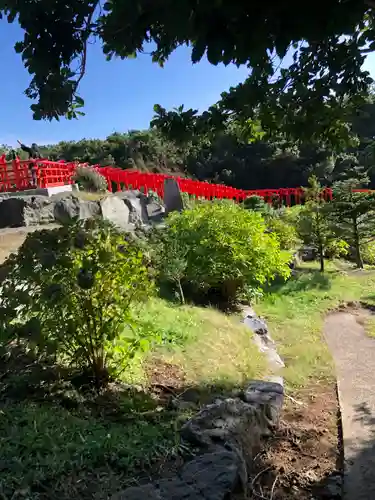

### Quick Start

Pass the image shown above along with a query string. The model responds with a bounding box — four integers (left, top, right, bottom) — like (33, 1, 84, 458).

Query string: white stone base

(0, 184, 76, 198)
(35, 184, 75, 196)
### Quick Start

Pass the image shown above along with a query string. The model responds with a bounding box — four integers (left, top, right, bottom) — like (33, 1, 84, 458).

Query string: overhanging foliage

(1, 0, 375, 144)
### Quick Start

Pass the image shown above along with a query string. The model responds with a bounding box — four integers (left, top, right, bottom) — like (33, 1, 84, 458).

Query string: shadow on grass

(0, 345, 245, 500)
(265, 268, 333, 296)
(361, 295, 375, 310)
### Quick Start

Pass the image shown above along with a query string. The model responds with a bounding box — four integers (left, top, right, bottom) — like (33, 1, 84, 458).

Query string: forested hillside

(3, 97, 375, 190)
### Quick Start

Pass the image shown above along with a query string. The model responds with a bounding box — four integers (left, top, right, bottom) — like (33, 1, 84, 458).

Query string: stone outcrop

(53, 195, 101, 225)
(242, 306, 285, 372)
(0, 195, 56, 228)
(112, 380, 284, 500)
(0, 191, 165, 230)
(114, 451, 242, 500)
(114, 190, 149, 225)
(99, 196, 131, 230)
(164, 177, 183, 214)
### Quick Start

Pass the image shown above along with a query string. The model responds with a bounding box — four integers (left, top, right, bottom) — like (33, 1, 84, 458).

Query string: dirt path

(0, 225, 59, 264)
(324, 311, 375, 500)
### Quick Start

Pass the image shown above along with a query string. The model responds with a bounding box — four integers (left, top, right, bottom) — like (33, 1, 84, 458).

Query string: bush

(73, 165, 108, 192)
(360, 241, 375, 265)
(325, 239, 349, 259)
(160, 201, 291, 305)
(0, 219, 154, 388)
(266, 216, 300, 250)
(243, 195, 266, 212)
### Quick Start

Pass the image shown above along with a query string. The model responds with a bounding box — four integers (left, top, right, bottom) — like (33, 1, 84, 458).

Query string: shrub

(73, 165, 108, 193)
(324, 239, 349, 259)
(360, 241, 375, 265)
(160, 200, 291, 305)
(0, 219, 154, 388)
(243, 195, 266, 212)
(266, 216, 300, 250)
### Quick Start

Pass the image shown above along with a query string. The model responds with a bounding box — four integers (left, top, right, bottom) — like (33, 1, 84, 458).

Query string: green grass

(130, 297, 267, 386)
(257, 261, 375, 389)
(0, 400, 174, 498)
(0, 298, 265, 499)
(5, 259, 375, 498)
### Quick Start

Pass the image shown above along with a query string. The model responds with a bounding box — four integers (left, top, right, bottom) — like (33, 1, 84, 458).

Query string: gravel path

(324, 311, 375, 500)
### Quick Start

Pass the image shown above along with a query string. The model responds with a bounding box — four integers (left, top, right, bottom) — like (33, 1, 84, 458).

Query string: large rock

(299, 246, 317, 262)
(114, 191, 149, 224)
(181, 395, 277, 460)
(53, 194, 101, 224)
(243, 380, 284, 427)
(112, 451, 243, 500)
(100, 196, 130, 230)
(147, 201, 165, 222)
(112, 380, 283, 500)
(0, 196, 55, 228)
(164, 178, 183, 214)
(243, 313, 268, 336)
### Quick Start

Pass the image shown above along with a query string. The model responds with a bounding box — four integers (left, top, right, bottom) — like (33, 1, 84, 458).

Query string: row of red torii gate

(0, 155, 354, 206)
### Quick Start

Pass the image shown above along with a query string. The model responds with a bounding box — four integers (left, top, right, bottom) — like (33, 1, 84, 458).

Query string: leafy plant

(0, 219, 154, 388)
(161, 200, 291, 305)
(266, 215, 300, 251)
(73, 165, 108, 193)
(324, 239, 350, 260)
(243, 195, 266, 212)
(361, 241, 375, 265)
(159, 239, 188, 304)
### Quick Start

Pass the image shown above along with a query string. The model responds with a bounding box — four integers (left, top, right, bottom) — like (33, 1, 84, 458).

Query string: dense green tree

(1, 94, 375, 191)
(331, 175, 375, 268)
(1, 0, 374, 146)
(0, 129, 183, 172)
(298, 176, 336, 272)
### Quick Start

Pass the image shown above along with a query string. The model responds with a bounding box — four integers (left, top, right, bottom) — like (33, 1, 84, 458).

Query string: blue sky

(0, 20, 375, 146)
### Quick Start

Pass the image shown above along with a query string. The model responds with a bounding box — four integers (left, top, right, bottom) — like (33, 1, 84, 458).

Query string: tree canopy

(3, 95, 375, 191)
(1, 0, 375, 144)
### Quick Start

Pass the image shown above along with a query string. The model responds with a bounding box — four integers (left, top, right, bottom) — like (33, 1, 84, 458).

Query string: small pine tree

(331, 175, 375, 268)
(298, 176, 334, 272)
(243, 195, 266, 212)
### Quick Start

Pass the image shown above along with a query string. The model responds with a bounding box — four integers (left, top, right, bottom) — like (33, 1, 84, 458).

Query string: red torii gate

(0, 156, 343, 206)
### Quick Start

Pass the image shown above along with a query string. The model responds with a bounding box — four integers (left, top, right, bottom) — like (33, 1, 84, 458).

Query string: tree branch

(74, 1, 100, 90)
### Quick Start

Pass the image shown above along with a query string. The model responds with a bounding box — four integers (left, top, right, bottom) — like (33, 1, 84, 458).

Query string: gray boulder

(243, 312, 268, 336)
(100, 196, 130, 230)
(0, 196, 55, 228)
(112, 380, 284, 500)
(114, 191, 149, 224)
(181, 396, 275, 461)
(147, 201, 165, 222)
(243, 380, 284, 427)
(112, 451, 243, 500)
(53, 194, 101, 224)
(164, 178, 183, 214)
(299, 246, 317, 262)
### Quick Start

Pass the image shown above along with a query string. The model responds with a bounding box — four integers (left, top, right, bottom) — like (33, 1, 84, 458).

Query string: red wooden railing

(0, 156, 76, 192)
(0, 155, 352, 206)
(97, 166, 334, 206)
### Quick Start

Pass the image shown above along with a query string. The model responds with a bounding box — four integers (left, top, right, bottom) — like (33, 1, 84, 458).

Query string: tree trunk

(353, 217, 364, 269)
(177, 279, 185, 304)
(319, 241, 325, 272)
